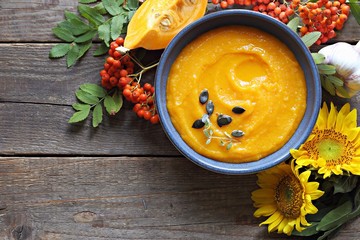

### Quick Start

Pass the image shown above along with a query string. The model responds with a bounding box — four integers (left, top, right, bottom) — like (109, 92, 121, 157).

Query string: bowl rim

(155, 9, 321, 175)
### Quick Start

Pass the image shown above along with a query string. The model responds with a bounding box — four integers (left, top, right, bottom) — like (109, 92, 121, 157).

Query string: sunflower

(251, 161, 324, 235)
(291, 102, 360, 178)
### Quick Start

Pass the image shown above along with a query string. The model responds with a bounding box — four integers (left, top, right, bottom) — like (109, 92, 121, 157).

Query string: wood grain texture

(0, 156, 358, 239)
(0, 102, 178, 156)
(0, 0, 359, 43)
(1, 0, 360, 239)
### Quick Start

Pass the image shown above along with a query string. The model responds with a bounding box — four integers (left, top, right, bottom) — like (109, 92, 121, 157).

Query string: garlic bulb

(318, 41, 360, 97)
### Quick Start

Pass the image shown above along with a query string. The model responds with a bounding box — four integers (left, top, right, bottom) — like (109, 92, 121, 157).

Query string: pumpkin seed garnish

(192, 119, 205, 129)
(217, 114, 232, 127)
(192, 90, 245, 150)
(206, 100, 214, 115)
(232, 106, 246, 114)
(199, 89, 209, 104)
(231, 130, 245, 138)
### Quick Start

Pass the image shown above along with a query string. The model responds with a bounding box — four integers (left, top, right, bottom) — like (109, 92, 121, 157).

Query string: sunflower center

(318, 139, 342, 160)
(303, 129, 354, 166)
(275, 175, 303, 219)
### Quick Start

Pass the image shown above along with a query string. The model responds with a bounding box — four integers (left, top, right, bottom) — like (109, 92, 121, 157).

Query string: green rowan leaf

(58, 19, 91, 36)
(98, 21, 111, 46)
(111, 15, 124, 40)
(335, 85, 351, 98)
(318, 64, 336, 75)
(52, 27, 75, 42)
(75, 30, 97, 43)
(80, 83, 107, 98)
(104, 95, 116, 115)
(93, 42, 109, 56)
(72, 103, 90, 111)
(76, 89, 99, 104)
(324, 78, 336, 96)
(64, 10, 82, 21)
(112, 90, 123, 113)
(126, 0, 139, 10)
(79, 0, 97, 3)
(93, 2, 107, 15)
(49, 43, 71, 58)
(311, 53, 325, 64)
(349, 0, 360, 25)
(77, 41, 92, 60)
(68, 106, 91, 123)
(301, 31, 321, 47)
(92, 104, 103, 127)
(67, 43, 80, 67)
(287, 17, 299, 33)
(103, 0, 123, 16)
(78, 4, 105, 26)
(327, 75, 344, 86)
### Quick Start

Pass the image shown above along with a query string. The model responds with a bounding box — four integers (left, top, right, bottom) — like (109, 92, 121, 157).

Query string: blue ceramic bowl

(155, 9, 321, 175)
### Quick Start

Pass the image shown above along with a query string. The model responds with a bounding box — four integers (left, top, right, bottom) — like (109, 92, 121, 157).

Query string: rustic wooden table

(1, 1, 360, 239)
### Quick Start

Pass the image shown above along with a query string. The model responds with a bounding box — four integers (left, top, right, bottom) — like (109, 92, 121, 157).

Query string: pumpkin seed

(201, 114, 209, 123)
(217, 114, 232, 127)
(206, 100, 214, 115)
(192, 119, 205, 129)
(231, 130, 244, 137)
(199, 89, 209, 104)
(232, 106, 246, 114)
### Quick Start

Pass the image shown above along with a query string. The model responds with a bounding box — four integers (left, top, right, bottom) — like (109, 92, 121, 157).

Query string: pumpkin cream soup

(166, 26, 307, 163)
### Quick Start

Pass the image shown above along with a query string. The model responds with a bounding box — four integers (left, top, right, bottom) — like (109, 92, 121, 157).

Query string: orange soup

(166, 26, 307, 163)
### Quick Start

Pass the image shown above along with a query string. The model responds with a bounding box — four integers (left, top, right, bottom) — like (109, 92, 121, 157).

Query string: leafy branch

(69, 83, 123, 127)
(49, 0, 139, 67)
(286, 17, 349, 98)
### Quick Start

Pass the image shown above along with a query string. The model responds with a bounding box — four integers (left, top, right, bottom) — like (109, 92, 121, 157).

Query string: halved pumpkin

(124, 0, 207, 50)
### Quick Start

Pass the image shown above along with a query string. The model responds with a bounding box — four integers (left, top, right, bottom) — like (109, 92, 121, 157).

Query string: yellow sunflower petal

(283, 219, 295, 236)
(342, 109, 358, 132)
(254, 204, 277, 217)
(251, 189, 274, 199)
(316, 102, 329, 129)
(299, 170, 311, 183)
(343, 127, 360, 142)
(335, 103, 350, 132)
(327, 102, 337, 129)
(260, 210, 282, 226)
(277, 218, 288, 234)
(268, 214, 284, 233)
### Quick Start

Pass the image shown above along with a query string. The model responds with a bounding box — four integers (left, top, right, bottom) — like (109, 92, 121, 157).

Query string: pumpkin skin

(124, 0, 207, 50)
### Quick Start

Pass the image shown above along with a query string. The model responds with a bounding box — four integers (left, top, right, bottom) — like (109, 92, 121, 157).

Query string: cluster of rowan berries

(297, 0, 350, 44)
(211, 0, 350, 44)
(99, 37, 159, 124)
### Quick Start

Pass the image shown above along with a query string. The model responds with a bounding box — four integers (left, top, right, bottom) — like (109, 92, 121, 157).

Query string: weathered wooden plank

(0, 43, 159, 105)
(0, 102, 178, 155)
(0, 156, 358, 239)
(0, 1, 358, 43)
(0, 0, 78, 42)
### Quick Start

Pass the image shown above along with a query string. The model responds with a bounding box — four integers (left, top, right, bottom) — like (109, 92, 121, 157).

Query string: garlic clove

(355, 41, 360, 53)
(319, 42, 360, 79)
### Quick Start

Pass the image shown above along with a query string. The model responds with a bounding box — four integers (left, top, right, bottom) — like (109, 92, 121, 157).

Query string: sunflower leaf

(317, 225, 343, 240)
(316, 198, 353, 231)
(333, 175, 358, 194)
(291, 222, 319, 236)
